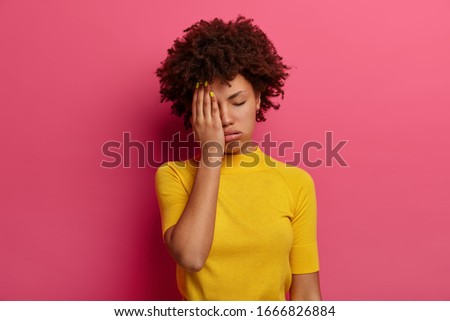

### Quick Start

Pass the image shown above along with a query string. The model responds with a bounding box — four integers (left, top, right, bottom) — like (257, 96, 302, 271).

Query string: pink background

(1, 0, 449, 300)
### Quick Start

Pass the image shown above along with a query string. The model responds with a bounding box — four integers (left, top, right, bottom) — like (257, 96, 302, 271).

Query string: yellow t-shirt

(154, 146, 319, 300)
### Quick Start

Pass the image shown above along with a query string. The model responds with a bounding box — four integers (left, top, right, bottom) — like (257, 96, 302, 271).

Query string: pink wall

(1, 0, 449, 300)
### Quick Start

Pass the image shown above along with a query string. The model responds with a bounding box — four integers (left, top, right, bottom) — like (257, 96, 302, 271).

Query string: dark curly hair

(156, 15, 290, 130)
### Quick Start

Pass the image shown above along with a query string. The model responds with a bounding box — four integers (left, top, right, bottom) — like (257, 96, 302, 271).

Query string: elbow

(182, 262, 204, 273)
(177, 254, 206, 272)
(168, 243, 207, 272)
(165, 229, 209, 272)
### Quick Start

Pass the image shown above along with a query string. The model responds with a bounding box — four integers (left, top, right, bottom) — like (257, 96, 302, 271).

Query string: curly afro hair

(156, 15, 290, 130)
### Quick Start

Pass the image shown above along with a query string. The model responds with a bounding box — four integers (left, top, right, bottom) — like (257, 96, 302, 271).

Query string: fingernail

(195, 82, 199, 89)
(209, 91, 214, 97)
(204, 80, 208, 87)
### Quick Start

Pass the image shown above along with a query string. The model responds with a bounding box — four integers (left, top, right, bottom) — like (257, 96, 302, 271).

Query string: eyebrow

(227, 91, 247, 100)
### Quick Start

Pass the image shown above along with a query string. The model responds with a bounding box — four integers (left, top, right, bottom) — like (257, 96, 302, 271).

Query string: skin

(164, 73, 321, 300)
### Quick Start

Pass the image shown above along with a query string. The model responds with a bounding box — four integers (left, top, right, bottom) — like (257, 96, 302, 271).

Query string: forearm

(290, 272, 322, 301)
(167, 158, 221, 272)
(290, 290, 322, 301)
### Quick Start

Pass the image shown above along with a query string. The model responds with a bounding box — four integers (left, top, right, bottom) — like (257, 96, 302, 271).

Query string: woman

(155, 15, 321, 301)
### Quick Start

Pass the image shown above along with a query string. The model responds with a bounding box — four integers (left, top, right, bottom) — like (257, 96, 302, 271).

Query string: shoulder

(156, 160, 184, 172)
(255, 151, 316, 205)
(285, 165, 315, 186)
(156, 155, 199, 172)
(278, 166, 315, 197)
(155, 158, 199, 187)
(261, 153, 315, 188)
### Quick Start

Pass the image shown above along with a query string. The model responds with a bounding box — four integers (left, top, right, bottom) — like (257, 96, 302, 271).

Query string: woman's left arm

(290, 272, 322, 301)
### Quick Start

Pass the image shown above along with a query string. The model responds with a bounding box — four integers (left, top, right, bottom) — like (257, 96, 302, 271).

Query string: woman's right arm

(164, 81, 224, 273)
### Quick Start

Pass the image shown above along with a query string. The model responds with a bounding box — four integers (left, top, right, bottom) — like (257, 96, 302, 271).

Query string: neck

(224, 142, 259, 156)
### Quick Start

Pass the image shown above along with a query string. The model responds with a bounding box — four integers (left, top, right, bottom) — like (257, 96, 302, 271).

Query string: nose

(219, 104, 234, 127)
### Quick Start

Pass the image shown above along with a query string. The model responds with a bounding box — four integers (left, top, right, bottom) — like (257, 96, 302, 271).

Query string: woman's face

(210, 73, 260, 154)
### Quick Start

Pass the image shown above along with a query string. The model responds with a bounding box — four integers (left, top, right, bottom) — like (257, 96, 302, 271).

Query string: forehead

(213, 74, 252, 93)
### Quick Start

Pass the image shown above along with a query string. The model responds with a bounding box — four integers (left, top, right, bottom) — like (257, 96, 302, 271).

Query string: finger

(191, 82, 199, 124)
(203, 81, 212, 121)
(196, 81, 205, 119)
(209, 90, 221, 124)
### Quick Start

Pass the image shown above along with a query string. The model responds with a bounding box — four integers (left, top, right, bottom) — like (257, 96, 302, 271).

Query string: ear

(255, 92, 261, 111)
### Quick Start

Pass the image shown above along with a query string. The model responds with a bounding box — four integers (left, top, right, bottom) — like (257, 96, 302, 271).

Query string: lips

(224, 131, 242, 143)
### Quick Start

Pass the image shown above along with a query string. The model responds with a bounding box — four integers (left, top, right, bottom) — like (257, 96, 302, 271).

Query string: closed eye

(234, 101, 246, 106)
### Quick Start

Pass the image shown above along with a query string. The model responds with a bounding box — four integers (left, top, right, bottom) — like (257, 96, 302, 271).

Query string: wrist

(199, 155, 223, 169)
(200, 143, 224, 165)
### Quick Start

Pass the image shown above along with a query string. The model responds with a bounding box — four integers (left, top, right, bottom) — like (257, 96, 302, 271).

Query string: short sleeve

(154, 163, 189, 238)
(289, 170, 320, 274)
